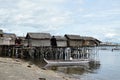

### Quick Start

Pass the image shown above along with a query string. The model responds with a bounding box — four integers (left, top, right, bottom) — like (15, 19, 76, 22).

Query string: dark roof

(81, 36, 101, 42)
(3, 33, 16, 40)
(0, 30, 3, 34)
(55, 36, 67, 41)
(80, 36, 95, 40)
(81, 36, 101, 45)
(18, 36, 26, 40)
(26, 33, 51, 39)
(65, 34, 81, 40)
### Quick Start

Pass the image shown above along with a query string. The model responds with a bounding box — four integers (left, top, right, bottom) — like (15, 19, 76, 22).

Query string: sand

(0, 57, 76, 80)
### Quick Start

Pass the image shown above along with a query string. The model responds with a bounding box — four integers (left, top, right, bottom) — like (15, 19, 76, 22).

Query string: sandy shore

(0, 57, 76, 80)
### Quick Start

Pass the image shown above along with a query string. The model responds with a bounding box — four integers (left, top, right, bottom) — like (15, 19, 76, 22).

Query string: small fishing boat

(43, 58, 90, 68)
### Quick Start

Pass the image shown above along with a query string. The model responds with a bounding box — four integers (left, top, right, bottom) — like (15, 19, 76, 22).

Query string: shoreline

(0, 57, 76, 80)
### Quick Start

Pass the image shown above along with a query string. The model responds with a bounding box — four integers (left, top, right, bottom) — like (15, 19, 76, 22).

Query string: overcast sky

(0, 0, 120, 42)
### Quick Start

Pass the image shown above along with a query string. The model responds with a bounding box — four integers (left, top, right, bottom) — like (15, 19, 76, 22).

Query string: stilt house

(64, 34, 83, 47)
(3, 33, 16, 45)
(0, 30, 3, 45)
(81, 37, 101, 46)
(26, 33, 51, 47)
(0, 29, 16, 46)
(55, 36, 67, 47)
(18, 37, 28, 46)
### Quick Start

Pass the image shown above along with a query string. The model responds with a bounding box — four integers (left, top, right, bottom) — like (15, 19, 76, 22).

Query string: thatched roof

(18, 36, 26, 40)
(80, 36, 95, 40)
(55, 36, 67, 41)
(81, 36, 101, 45)
(65, 34, 81, 40)
(3, 33, 16, 40)
(26, 33, 51, 39)
(0, 29, 3, 34)
(81, 36, 101, 42)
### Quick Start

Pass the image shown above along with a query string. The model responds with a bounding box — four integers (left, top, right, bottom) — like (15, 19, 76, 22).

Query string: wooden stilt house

(26, 33, 51, 47)
(0, 30, 3, 45)
(2, 33, 16, 45)
(18, 37, 28, 46)
(0, 30, 3, 37)
(55, 36, 67, 47)
(64, 34, 83, 47)
(0, 32, 16, 56)
(0, 30, 3, 56)
(81, 36, 101, 47)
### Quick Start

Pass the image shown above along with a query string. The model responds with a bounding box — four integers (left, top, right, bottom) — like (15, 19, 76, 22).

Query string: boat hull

(43, 59, 90, 68)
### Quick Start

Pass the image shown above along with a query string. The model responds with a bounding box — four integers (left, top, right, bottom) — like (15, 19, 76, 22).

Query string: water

(79, 50, 120, 80)
(52, 49, 120, 80)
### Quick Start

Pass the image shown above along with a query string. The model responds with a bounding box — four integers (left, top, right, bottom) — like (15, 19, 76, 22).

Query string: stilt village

(0, 29, 101, 67)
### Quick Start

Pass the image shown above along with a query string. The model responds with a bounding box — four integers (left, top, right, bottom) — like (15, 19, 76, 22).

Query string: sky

(0, 0, 120, 43)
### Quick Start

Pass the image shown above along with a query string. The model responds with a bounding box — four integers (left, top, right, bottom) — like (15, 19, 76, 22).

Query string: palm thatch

(26, 33, 51, 40)
(65, 34, 81, 40)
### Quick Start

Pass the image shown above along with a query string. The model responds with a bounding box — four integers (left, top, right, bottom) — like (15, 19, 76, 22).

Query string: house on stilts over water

(43, 34, 101, 68)
(0, 29, 101, 68)
(26, 32, 51, 47)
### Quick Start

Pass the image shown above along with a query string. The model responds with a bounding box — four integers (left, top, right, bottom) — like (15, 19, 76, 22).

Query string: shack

(0, 33, 16, 56)
(55, 36, 67, 47)
(0, 29, 3, 37)
(64, 34, 83, 47)
(0, 30, 3, 56)
(0, 30, 3, 45)
(26, 33, 51, 47)
(81, 37, 101, 47)
(18, 37, 28, 46)
(2, 33, 16, 45)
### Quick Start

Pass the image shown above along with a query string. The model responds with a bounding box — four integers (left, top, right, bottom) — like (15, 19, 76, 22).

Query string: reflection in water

(51, 66, 86, 75)
(48, 62, 101, 75)
(88, 61, 100, 71)
(28, 47, 120, 80)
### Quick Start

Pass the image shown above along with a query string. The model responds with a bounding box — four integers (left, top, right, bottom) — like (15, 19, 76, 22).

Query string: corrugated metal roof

(26, 33, 51, 39)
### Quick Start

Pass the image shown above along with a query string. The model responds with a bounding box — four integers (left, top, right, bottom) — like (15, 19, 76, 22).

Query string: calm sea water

(52, 49, 120, 80)
(78, 50, 120, 80)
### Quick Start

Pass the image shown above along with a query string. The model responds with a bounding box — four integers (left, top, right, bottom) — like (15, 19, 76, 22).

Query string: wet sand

(0, 57, 75, 80)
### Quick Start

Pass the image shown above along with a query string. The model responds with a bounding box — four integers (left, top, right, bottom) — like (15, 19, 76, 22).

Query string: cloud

(105, 33, 117, 38)
(82, 8, 120, 19)
(0, 0, 80, 36)
(0, 0, 120, 43)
